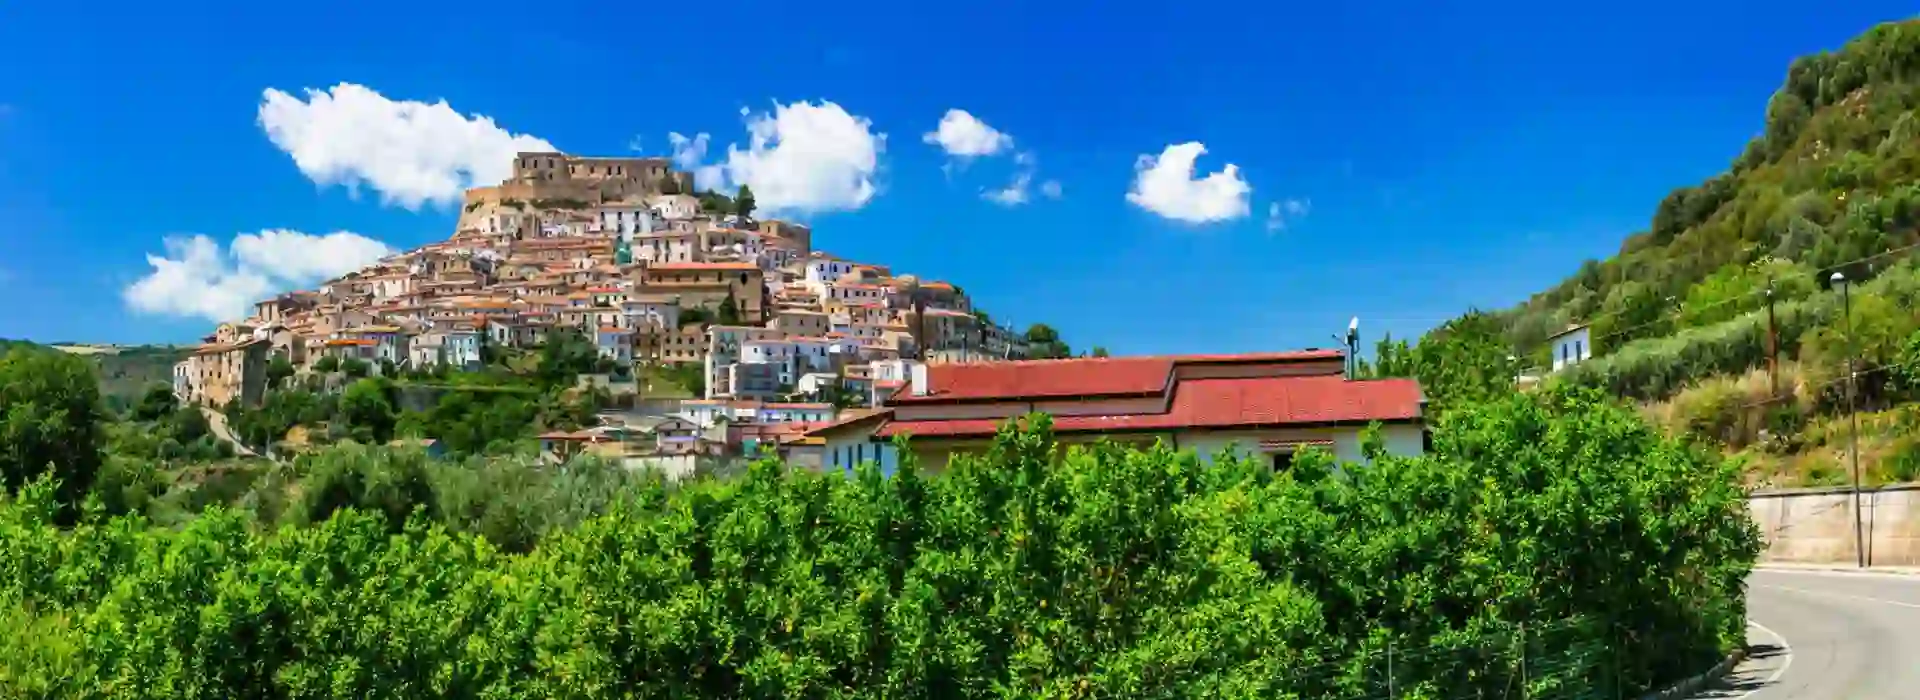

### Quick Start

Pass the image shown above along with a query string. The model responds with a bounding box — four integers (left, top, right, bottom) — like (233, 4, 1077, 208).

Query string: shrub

(0, 390, 1756, 698)
(1555, 259, 1920, 401)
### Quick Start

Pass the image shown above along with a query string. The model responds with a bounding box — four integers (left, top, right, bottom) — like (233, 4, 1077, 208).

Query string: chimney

(909, 362, 930, 396)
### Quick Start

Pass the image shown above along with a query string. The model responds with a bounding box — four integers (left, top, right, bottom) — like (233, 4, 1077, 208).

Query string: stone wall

(1749, 483, 1920, 566)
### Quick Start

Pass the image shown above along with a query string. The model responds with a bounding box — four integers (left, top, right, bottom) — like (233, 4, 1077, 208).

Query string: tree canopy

(0, 347, 106, 516)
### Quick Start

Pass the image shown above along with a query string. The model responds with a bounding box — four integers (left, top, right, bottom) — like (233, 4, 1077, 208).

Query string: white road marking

(1732, 620, 1792, 700)
(1754, 583, 1920, 610)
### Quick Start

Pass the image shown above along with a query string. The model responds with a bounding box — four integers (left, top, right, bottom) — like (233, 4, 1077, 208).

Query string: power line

(1571, 240, 1920, 351)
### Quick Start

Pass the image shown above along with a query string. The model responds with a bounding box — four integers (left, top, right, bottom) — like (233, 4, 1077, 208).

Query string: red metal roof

(875, 375, 1421, 438)
(889, 349, 1346, 404)
(887, 357, 1169, 403)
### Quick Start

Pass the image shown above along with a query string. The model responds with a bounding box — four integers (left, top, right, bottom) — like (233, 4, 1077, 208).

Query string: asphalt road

(1688, 569, 1920, 699)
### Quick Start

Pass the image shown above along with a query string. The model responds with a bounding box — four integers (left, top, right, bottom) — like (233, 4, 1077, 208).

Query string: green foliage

(313, 355, 340, 373)
(266, 354, 295, 389)
(227, 388, 329, 453)
(657, 362, 706, 396)
(1554, 259, 1920, 401)
(677, 307, 714, 328)
(339, 379, 398, 444)
(398, 388, 538, 456)
(735, 183, 756, 219)
(1678, 257, 1817, 328)
(535, 328, 600, 386)
(0, 347, 106, 517)
(696, 189, 735, 215)
(1893, 328, 1920, 395)
(131, 382, 178, 423)
(1798, 286, 1920, 371)
(1024, 322, 1074, 359)
(284, 442, 438, 530)
(0, 390, 1754, 697)
(1358, 311, 1519, 415)
(717, 292, 741, 325)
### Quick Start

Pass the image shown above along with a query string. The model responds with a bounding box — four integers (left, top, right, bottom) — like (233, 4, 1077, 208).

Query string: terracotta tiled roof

(876, 375, 1422, 438)
(650, 261, 760, 271)
(795, 408, 892, 442)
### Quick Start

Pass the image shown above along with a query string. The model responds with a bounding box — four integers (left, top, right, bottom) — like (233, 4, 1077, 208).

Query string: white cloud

(923, 109, 1012, 158)
(981, 151, 1057, 208)
(667, 131, 727, 192)
(1126, 142, 1251, 224)
(984, 172, 1032, 206)
(1266, 198, 1312, 232)
(257, 83, 555, 210)
(125, 230, 394, 322)
(672, 100, 886, 214)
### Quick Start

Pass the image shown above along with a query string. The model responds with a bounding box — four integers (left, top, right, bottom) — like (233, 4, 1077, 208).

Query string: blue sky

(0, 2, 1912, 354)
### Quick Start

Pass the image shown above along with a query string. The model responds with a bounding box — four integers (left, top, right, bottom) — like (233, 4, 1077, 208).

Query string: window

(1574, 340, 1584, 360)
(1561, 344, 1569, 364)
(1271, 450, 1298, 472)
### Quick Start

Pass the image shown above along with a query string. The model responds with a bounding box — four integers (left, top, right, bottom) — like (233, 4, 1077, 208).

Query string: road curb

(1635, 647, 1747, 700)
(1757, 564, 1920, 576)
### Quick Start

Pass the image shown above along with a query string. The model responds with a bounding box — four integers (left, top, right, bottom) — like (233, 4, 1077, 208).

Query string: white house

(803, 257, 856, 290)
(1547, 324, 1593, 372)
(647, 193, 701, 221)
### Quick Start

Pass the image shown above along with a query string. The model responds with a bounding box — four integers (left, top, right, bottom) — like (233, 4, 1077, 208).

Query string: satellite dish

(1348, 316, 1360, 333)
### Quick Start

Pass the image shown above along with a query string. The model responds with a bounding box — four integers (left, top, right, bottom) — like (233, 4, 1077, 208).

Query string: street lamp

(1832, 270, 1867, 568)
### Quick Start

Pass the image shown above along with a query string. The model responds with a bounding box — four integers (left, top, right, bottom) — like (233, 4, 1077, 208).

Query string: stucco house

(799, 349, 1426, 474)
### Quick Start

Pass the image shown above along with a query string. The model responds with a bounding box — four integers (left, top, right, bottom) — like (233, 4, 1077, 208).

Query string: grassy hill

(1467, 19, 1920, 487)
(2, 339, 191, 411)
(1499, 19, 1920, 364)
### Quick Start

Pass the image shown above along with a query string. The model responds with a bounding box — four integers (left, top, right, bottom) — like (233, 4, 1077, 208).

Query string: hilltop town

(171, 152, 1044, 461)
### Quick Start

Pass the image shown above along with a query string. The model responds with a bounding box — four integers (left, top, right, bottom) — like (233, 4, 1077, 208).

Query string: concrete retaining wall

(1749, 482, 1920, 566)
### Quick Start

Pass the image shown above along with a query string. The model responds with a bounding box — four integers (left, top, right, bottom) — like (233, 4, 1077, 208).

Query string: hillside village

(168, 151, 1429, 473)
(168, 152, 1047, 462)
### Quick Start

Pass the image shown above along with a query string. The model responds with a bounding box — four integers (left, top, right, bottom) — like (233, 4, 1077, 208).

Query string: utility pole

(1766, 280, 1778, 399)
(1833, 271, 1867, 568)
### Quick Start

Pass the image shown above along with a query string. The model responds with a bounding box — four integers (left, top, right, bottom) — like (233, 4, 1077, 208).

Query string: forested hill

(1496, 19, 1920, 365)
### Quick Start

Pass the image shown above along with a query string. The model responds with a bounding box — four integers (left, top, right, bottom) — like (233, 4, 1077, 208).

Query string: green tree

(1360, 312, 1519, 416)
(266, 354, 296, 389)
(1024, 322, 1072, 359)
(338, 379, 397, 444)
(735, 184, 756, 220)
(1678, 257, 1816, 328)
(535, 330, 599, 387)
(0, 347, 106, 514)
(717, 293, 742, 325)
(313, 355, 341, 373)
(1090, 346, 1111, 358)
(131, 382, 178, 423)
(1894, 329, 1920, 398)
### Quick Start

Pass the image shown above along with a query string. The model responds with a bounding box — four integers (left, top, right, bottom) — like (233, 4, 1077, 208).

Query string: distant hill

(3, 339, 191, 411)
(1495, 19, 1920, 365)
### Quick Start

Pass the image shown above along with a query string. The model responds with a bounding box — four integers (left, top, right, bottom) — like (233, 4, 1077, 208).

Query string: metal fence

(1270, 618, 1716, 700)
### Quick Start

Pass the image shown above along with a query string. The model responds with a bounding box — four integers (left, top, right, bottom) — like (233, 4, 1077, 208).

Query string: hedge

(0, 388, 1757, 699)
